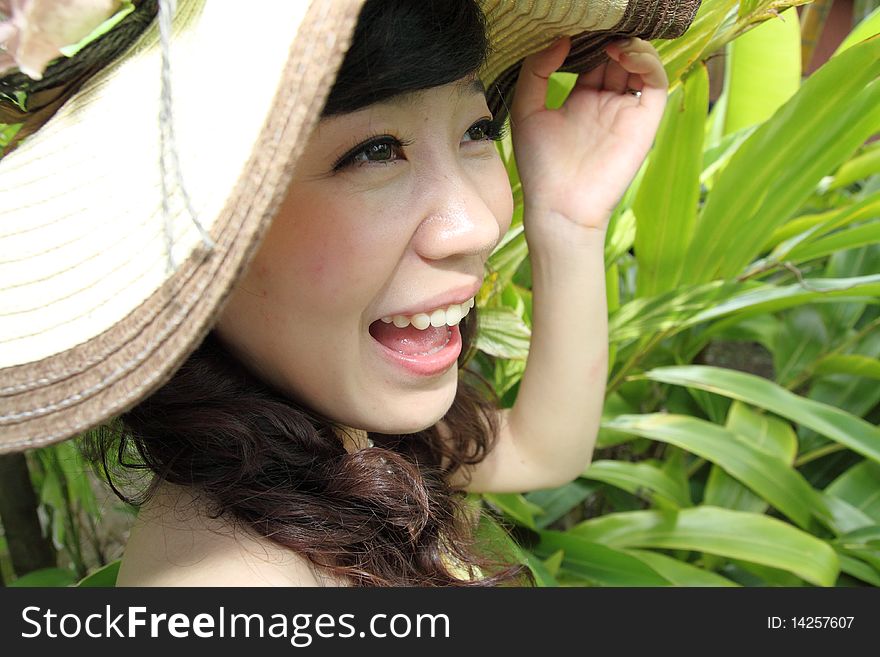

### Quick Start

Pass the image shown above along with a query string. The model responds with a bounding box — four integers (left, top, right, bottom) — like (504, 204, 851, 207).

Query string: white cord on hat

(158, 0, 216, 275)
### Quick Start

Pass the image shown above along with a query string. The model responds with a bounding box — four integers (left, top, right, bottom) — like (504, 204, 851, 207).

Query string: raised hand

(510, 35, 669, 244)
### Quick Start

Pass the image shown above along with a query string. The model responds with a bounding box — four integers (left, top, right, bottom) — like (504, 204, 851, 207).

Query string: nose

(410, 168, 507, 262)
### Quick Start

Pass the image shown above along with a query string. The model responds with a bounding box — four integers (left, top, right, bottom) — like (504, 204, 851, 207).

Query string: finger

(617, 50, 668, 90)
(577, 60, 607, 90)
(602, 58, 631, 94)
(604, 37, 634, 61)
(510, 36, 571, 121)
(602, 37, 637, 93)
(623, 69, 644, 92)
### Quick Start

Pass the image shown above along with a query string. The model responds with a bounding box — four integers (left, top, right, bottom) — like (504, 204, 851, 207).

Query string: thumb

(510, 36, 570, 121)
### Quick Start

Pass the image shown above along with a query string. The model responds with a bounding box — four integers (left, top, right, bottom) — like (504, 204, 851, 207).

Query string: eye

(356, 141, 396, 163)
(333, 136, 409, 171)
(462, 117, 508, 143)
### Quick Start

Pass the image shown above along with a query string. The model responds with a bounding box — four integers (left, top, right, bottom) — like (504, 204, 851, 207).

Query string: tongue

(369, 320, 450, 355)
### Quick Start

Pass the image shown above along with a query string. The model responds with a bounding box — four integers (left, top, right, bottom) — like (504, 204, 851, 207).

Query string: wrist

(523, 206, 608, 259)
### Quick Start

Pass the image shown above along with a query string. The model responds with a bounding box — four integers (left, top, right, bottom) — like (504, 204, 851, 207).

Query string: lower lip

(370, 323, 463, 377)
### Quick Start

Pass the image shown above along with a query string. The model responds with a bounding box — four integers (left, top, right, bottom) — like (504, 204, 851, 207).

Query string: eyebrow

(460, 78, 487, 98)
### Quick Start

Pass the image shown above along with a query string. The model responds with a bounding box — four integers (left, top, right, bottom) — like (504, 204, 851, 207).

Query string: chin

(365, 380, 458, 435)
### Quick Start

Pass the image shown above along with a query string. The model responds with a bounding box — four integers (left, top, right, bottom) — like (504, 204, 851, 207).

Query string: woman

(0, 0, 695, 585)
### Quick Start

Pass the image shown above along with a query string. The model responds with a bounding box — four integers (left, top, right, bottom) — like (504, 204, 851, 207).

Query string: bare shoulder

(116, 482, 343, 587)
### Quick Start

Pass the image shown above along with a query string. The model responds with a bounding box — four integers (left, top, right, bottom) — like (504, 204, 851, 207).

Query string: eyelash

(332, 117, 508, 171)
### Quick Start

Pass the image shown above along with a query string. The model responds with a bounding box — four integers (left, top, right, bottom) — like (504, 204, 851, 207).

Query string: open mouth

(368, 319, 452, 356)
(368, 320, 463, 377)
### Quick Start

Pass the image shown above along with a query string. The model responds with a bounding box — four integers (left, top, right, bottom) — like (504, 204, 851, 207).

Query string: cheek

(486, 158, 515, 236)
(266, 193, 367, 305)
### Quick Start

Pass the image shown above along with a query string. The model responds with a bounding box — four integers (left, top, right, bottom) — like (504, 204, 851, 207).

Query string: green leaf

(488, 224, 528, 291)
(701, 124, 757, 186)
(827, 142, 880, 190)
(76, 560, 120, 587)
(655, 0, 738, 89)
(683, 275, 880, 355)
(683, 36, 880, 282)
(769, 192, 880, 256)
(622, 548, 739, 586)
(642, 366, 880, 466)
(609, 280, 739, 345)
(833, 4, 880, 56)
(520, 551, 559, 587)
(833, 525, 880, 572)
(704, 464, 768, 515)
(604, 208, 636, 267)
(820, 491, 877, 535)
(836, 552, 880, 586)
(10, 567, 77, 588)
(799, 325, 880, 451)
(569, 506, 839, 587)
(826, 460, 880, 523)
(526, 480, 598, 529)
(787, 220, 880, 264)
(814, 354, 880, 381)
(724, 7, 801, 134)
(542, 549, 565, 577)
(704, 401, 798, 515)
(772, 307, 828, 387)
(481, 493, 542, 530)
(472, 505, 535, 583)
(726, 401, 798, 462)
(821, 245, 880, 330)
(597, 392, 641, 448)
(0, 122, 22, 152)
(603, 413, 826, 529)
(58, 2, 136, 57)
(634, 64, 706, 296)
(582, 460, 692, 509)
(546, 72, 577, 110)
(725, 558, 806, 587)
(475, 305, 531, 360)
(535, 530, 671, 586)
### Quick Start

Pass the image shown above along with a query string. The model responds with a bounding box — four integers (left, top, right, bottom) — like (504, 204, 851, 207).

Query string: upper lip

(375, 280, 482, 321)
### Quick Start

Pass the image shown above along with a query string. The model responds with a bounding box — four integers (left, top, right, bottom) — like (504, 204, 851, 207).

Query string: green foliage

(479, 0, 880, 587)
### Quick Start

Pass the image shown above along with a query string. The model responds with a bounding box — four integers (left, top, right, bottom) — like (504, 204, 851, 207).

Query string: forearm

(507, 215, 608, 483)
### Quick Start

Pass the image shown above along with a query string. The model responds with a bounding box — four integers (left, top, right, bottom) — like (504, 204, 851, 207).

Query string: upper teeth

(380, 297, 475, 330)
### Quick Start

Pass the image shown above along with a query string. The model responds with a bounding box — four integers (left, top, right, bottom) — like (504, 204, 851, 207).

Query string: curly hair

(85, 0, 532, 587)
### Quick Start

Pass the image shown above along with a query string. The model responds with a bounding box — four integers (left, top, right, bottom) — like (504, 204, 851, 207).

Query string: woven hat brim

(0, 0, 367, 452)
(481, 0, 702, 118)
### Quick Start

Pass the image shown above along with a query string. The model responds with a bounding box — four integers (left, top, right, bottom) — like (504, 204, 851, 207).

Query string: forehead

(375, 77, 487, 109)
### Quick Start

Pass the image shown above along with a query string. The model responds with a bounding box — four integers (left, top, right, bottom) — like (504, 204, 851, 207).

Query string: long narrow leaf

(643, 365, 880, 465)
(634, 64, 706, 296)
(683, 36, 880, 282)
(623, 548, 740, 586)
(724, 6, 801, 134)
(582, 460, 692, 509)
(603, 413, 825, 529)
(826, 461, 880, 523)
(656, 0, 738, 88)
(569, 506, 839, 586)
(475, 306, 531, 360)
(535, 530, 672, 586)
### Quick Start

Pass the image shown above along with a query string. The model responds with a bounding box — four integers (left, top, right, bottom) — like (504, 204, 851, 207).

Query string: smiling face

(214, 77, 513, 434)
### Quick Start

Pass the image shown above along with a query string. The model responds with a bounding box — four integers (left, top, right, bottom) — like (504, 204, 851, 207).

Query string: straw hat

(0, 0, 701, 453)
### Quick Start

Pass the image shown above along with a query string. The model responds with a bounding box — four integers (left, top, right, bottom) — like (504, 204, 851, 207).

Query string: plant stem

(785, 316, 880, 391)
(794, 443, 845, 468)
(606, 329, 670, 396)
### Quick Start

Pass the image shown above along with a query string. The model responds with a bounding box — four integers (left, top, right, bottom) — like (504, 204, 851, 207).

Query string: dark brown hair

(87, 0, 531, 587)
